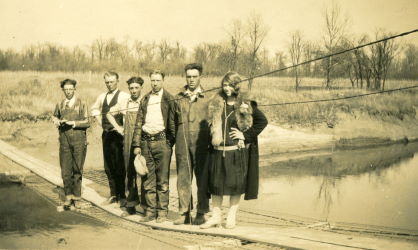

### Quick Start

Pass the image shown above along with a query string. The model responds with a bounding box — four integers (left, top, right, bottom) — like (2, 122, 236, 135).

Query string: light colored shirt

(64, 95, 76, 108)
(184, 86, 203, 103)
(91, 89, 130, 117)
(106, 89, 117, 104)
(142, 89, 165, 134)
(109, 96, 141, 115)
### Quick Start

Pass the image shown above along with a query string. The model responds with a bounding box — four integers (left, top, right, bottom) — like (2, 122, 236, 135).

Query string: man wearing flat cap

(106, 76, 144, 216)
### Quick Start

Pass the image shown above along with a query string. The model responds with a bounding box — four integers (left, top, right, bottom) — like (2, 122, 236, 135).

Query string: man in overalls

(52, 79, 90, 209)
(91, 72, 130, 207)
(106, 76, 144, 216)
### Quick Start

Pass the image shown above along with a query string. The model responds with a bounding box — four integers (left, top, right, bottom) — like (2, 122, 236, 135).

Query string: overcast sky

(1, 0, 417, 52)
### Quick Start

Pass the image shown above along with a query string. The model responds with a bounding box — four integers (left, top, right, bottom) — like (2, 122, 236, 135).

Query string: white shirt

(64, 95, 76, 108)
(142, 89, 165, 134)
(106, 89, 117, 104)
(184, 86, 203, 102)
(91, 89, 130, 117)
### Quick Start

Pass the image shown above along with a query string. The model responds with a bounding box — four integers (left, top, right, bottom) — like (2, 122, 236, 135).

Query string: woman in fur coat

(200, 72, 268, 229)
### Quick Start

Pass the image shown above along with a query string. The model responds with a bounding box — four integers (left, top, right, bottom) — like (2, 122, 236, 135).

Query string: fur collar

(207, 91, 253, 146)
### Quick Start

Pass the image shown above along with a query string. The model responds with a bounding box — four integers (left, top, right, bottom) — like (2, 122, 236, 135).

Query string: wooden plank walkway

(1, 139, 417, 250)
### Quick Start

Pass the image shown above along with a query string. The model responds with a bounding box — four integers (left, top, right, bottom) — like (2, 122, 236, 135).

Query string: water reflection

(263, 142, 418, 178)
(0, 181, 104, 234)
(258, 142, 418, 231)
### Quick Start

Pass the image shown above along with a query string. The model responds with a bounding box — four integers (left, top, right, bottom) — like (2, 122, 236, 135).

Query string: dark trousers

(126, 149, 144, 207)
(141, 139, 172, 217)
(176, 144, 210, 214)
(59, 131, 87, 198)
(102, 131, 126, 199)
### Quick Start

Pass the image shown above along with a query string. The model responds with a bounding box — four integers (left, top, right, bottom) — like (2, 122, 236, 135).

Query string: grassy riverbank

(1, 71, 418, 144)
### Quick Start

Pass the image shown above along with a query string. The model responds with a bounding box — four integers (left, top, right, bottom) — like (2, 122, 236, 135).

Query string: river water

(1, 142, 418, 248)
(243, 141, 418, 232)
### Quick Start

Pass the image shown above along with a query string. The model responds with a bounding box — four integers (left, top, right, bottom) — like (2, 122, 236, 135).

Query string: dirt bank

(2, 115, 418, 170)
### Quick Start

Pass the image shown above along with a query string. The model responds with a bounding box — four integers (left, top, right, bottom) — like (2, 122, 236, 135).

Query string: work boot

(141, 213, 156, 222)
(121, 206, 136, 217)
(156, 216, 168, 223)
(62, 195, 73, 210)
(135, 205, 146, 215)
(73, 197, 91, 209)
(173, 212, 191, 225)
(63, 195, 73, 206)
(119, 198, 127, 208)
(192, 213, 206, 225)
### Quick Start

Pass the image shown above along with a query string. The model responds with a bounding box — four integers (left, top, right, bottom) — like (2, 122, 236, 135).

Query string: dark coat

(207, 91, 268, 200)
(174, 86, 211, 153)
(243, 101, 268, 200)
(131, 89, 176, 147)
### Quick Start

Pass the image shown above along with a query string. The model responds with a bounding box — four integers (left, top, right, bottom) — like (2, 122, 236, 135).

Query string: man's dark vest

(101, 90, 123, 131)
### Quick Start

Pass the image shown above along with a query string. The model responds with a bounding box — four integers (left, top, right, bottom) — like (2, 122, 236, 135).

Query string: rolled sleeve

(74, 102, 90, 129)
(91, 93, 105, 117)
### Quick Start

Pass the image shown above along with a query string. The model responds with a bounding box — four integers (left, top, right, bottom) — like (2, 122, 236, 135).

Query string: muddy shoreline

(2, 120, 418, 170)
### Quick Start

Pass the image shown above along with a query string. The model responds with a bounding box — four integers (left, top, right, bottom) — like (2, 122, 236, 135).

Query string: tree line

(0, 6, 417, 90)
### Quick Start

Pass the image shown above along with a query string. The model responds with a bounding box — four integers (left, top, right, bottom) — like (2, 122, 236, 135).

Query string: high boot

(225, 205, 238, 229)
(225, 195, 240, 229)
(200, 207, 222, 229)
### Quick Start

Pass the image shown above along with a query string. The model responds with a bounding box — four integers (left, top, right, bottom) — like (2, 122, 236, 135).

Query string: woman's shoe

(225, 208, 237, 229)
(200, 216, 221, 229)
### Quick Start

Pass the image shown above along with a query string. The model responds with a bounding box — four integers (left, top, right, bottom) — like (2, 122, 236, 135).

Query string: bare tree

(172, 41, 186, 60)
(273, 51, 287, 76)
(142, 42, 157, 72)
(400, 43, 418, 79)
(226, 19, 243, 71)
(322, 1, 348, 88)
(193, 43, 210, 64)
(158, 39, 172, 66)
(117, 38, 131, 66)
(302, 41, 315, 77)
(246, 12, 269, 90)
(133, 40, 143, 60)
(369, 30, 398, 90)
(169, 41, 187, 73)
(288, 30, 304, 91)
(347, 35, 369, 88)
(93, 38, 105, 62)
(104, 38, 120, 61)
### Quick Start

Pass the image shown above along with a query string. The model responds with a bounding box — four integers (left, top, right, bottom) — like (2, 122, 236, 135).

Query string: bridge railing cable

(55, 28, 418, 120)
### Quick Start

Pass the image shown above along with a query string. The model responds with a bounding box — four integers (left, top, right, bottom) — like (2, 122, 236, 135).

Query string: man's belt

(142, 130, 166, 141)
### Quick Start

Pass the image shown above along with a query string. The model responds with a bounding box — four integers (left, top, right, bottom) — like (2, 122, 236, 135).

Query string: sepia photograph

(0, 0, 417, 249)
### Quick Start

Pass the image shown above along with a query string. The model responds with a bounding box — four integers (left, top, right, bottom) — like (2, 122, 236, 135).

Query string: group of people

(52, 63, 268, 229)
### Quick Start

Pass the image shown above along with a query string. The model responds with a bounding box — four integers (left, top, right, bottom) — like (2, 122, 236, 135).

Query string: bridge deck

(1, 139, 417, 250)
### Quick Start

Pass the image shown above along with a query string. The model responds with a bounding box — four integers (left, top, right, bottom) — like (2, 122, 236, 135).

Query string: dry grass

(250, 77, 418, 128)
(0, 71, 417, 131)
